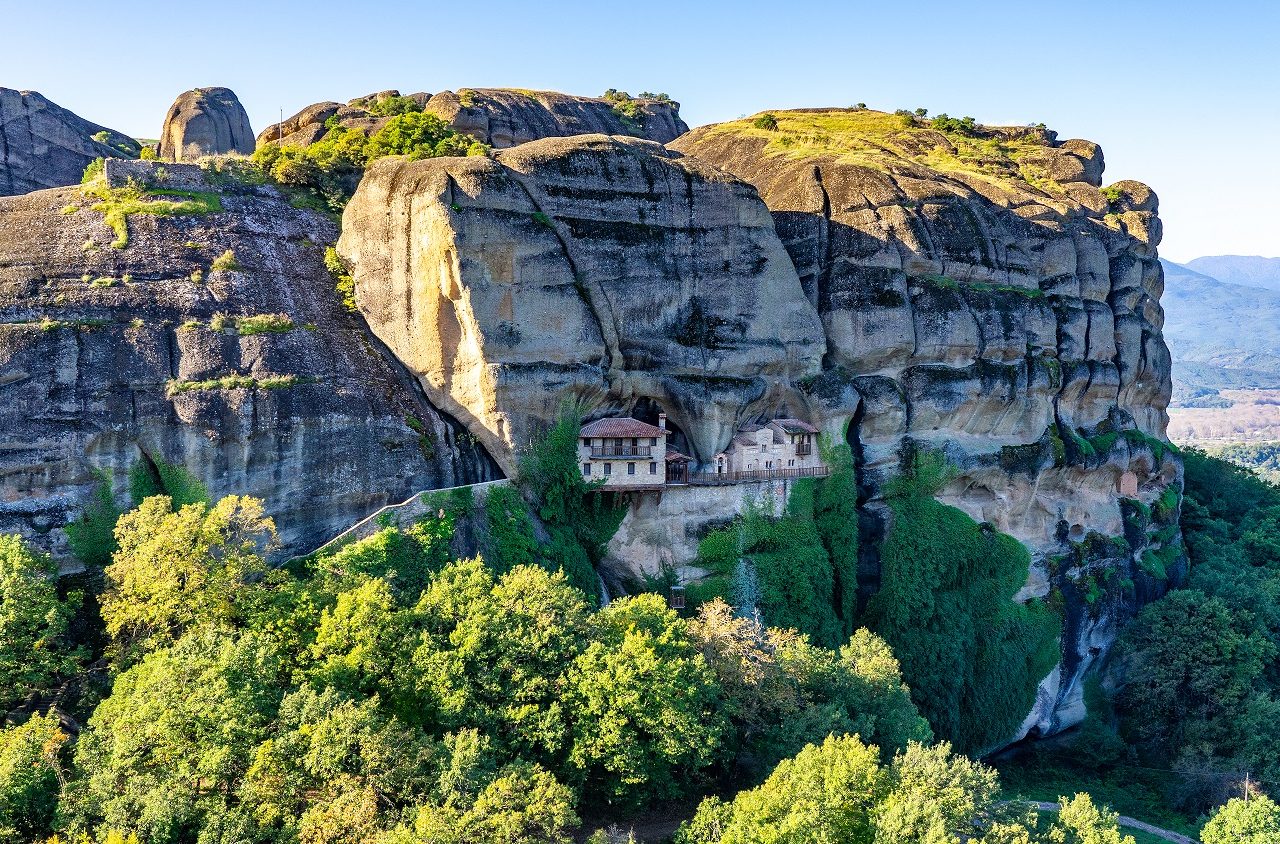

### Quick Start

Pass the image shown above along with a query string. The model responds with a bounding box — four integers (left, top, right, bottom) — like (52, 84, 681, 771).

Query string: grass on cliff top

(707, 109, 1060, 193)
(166, 374, 303, 396)
(79, 159, 222, 249)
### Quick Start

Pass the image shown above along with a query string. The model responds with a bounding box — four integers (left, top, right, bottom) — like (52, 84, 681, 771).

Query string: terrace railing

(687, 465, 830, 485)
(590, 445, 653, 458)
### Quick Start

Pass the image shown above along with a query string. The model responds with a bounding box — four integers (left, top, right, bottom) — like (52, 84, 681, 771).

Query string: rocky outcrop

(672, 110, 1180, 741)
(424, 89, 688, 147)
(671, 113, 1172, 544)
(0, 160, 493, 559)
(159, 87, 255, 161)
(256, 89, 687, 151)
(0, 88, 139, 196)
(256, 90, 431, 147)
(338, 134, 824, 475)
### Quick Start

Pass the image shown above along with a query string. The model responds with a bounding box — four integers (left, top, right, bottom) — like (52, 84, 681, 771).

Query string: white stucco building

(710, 418, 823, 477)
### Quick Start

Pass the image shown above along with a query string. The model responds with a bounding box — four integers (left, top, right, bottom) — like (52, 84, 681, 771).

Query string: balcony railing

(590, 445, 653, 458)
(687, 465, 830, 485)
(795, 443, 813, 456)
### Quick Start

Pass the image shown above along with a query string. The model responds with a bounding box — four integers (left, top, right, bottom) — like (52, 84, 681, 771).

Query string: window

(628, 462, 636, 475)
(604, 463, 612, 476)
(650, 437, 657, 446)
(760, 444, 767, 453)
(788, 459, 795, 467)
(766, 461, 773, 469)
(649, 462, 657, 474)
(583, 462, 592, 475)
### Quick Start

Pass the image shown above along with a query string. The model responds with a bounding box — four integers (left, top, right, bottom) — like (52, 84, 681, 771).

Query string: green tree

(313, 511, 456, 601)
(0, 713, 68, 844)
(517, 415, 624, 598)
(567, 593, 726, 807)
(64, 470, 122, 568)
(688, 600, 929, 778)
(0, 535, 80, 710)
(482, 485, 540, 574)
(394, 762, 577, 844)
(101, 495, 277, 658)
(240, 687, 438, 840)
(1118, 589, 1272, 756)
(1046, 794, 1136, 844)
(1201, 794, 1280, 844)
(875, 741, 999, 844)
(814, 439, 860, 637)
(308, 577, 416, 710)
(366, 111, 483, 160)
(71, 628, 292, 844)
(863, 453, 1061, 752)
(412, 561, 591, 762)
(677, 734, 888, 844)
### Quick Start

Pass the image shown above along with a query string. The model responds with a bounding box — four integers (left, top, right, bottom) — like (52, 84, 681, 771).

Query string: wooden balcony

(590, 445, 653, 458)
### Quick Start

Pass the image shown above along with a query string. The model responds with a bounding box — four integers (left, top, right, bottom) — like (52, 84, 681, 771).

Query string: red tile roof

(665, 447, 692, 462)
(580, 417, 666, 438)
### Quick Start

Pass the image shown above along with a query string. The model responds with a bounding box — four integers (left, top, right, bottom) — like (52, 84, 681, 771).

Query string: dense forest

(3, 420, 1280, 843)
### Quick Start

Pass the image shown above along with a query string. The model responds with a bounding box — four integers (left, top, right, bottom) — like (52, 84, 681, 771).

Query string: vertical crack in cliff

(812, 164, 838, 370)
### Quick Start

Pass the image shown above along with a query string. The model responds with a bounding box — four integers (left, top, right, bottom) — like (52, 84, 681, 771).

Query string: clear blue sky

(4, 0, 1275, 261)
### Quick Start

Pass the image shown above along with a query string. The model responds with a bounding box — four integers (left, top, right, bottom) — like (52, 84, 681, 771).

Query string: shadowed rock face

(672, 111, 1179, 744)
(256, 88, 688, 150)
(0, 88, 139, 196)
(338, 134, 824, 474)
(159, 87, 255, 161)
(0, 161, 493, 559)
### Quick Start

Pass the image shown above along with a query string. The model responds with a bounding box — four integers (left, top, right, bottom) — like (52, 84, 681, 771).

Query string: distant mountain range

(1185, 255, 1280, 293)
(1161, 258, 1280, 406)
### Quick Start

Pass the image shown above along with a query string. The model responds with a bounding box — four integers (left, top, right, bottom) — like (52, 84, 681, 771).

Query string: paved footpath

(1022, 800, 1198, 844)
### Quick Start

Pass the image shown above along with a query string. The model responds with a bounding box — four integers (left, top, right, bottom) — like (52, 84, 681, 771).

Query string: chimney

(658, 413, 667, 433)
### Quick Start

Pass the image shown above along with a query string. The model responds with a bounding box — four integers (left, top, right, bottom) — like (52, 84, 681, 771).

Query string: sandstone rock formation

(159, 87, 255, 161)
(0, 160, 493, 559)
(671, 110, 1179, 741)
(338, 134, 824, 475)
(0, 88, 139, 196)
(257, 89, 688, 150)
(424, 89, 689, 147)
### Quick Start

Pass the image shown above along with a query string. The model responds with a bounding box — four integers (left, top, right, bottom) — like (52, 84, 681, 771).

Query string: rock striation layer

(338, 134, 824, 474)
(670, 113, 1172, 546)
(672, 110, 1180, 742)
(159, 87, 255, 161)
(0, 88, 139, 196)
(0, 160, 492, 559)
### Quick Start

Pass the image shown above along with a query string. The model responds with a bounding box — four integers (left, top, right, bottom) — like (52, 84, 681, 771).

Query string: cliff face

(670, 112, 1173, 549)
(0, 88, 140, 196)
(672, 111, 1179, 741)
(338, 134, 824, 474)
(258, 88, 688, 151)
(337, 110, 1180, 742)
(422, 89, 689, 148)
(0, 160, 492, 559)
